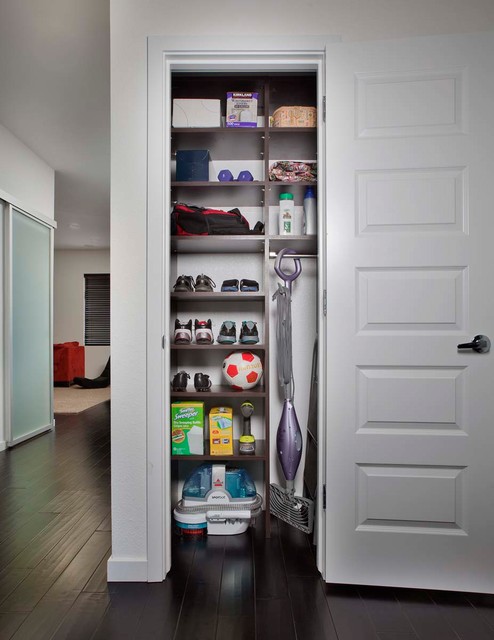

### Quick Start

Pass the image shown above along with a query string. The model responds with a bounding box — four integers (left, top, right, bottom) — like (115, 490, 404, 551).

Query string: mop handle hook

(274, 248, 302, 289)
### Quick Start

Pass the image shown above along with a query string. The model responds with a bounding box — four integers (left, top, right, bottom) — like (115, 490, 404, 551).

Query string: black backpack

(171, 203, 263, 236)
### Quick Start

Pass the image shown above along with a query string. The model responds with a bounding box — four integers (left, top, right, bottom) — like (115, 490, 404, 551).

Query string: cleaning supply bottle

(279, 192, 294, 235)
(303, 186, 317, 235)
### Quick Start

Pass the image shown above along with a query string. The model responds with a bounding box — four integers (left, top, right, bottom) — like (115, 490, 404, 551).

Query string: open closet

(145, 32, 494, 592)
(147, 46, 325, 578)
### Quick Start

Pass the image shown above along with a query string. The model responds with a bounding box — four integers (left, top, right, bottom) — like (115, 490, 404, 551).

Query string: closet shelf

(171, 181, 265, 188)
(171, 344, 266, 351)
(268, 127, 317, 133)
(170, 384, 266, 397)
(268, 181, 317, 187)
(171, 292, 264, 302)
(269, 235, 317, 254)
(171, 236, 265, 254)
(171, 439, 267, 461)
(172, 127, 268, 135)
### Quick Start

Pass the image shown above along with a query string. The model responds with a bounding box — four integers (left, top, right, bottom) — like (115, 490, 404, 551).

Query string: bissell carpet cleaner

(174, 464, 262, 535)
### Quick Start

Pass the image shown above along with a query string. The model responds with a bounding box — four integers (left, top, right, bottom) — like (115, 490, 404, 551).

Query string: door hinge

(323, 96, 326, 122)
(323, 484, 326, 510)
(323, 289, 327, 316)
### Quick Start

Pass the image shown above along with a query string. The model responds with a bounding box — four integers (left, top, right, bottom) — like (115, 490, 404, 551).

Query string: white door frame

(147, 36, 333, 580)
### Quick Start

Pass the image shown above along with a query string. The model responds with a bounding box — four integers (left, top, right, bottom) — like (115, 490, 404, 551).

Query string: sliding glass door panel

(8, 207, 53, 444)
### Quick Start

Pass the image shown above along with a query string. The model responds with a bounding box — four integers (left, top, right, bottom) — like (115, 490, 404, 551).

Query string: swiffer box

(209, 406, 233, 455)
(226, 92, 258, 128)
(172, 99, 221, 128)
(171, 402, 204, 455)
(176, 149, 210, 182)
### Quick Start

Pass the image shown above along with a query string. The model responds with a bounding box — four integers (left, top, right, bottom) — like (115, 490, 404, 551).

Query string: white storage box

(172, 99, 221, 128)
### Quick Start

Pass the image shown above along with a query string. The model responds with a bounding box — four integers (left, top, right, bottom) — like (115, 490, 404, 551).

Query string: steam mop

(270, 248, 314, 534)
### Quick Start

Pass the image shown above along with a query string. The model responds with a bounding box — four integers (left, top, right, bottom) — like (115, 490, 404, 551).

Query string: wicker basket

(272, 105, 317, 128)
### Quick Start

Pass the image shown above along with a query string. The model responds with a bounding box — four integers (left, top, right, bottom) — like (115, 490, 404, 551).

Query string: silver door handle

(457, 335, 491, 353)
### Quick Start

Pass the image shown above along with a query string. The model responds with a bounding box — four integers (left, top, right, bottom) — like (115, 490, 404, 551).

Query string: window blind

(84, 273, 110, 346)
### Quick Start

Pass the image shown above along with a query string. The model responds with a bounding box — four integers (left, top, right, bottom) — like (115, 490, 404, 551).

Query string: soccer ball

(222, 351, 263, 390)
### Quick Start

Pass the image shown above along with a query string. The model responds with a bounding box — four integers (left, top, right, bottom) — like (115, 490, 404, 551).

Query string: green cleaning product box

(171, 401, 205, 455)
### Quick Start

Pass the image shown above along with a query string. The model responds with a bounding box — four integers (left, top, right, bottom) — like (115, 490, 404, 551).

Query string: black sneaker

(239, 321, 259, 344)
(174, 319, 193, 344)
(195, 274, 216, 292)
(194, 319, 214, 345)
(221, 279, 239, 292)
(240, 279, 259, 292)
(217, 321, 236, 344)
(194, 373, 212, 391)
(171, 371, 190, 391)
(173, 275, 194, 292)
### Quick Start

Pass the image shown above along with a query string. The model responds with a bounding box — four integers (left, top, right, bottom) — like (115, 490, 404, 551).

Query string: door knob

(457, 335, 491, 353)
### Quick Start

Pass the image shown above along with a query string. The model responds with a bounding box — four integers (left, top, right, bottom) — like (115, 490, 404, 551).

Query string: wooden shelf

(171, 180, 265, 188)
(269, 235, 317, 254)
(268, 181, 317, 187)
(170, 384, 266, 397)
(171, 292, 263, 301)
(268, 127, 317, 133)
(171, 235, 265, 254)
(172, 127, 267, 134)
(171, 439, 267, 461)
(171, 343, 266, 352)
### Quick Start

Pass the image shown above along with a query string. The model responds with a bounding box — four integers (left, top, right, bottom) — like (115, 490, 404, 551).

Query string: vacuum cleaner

(174, 463, 262, 535)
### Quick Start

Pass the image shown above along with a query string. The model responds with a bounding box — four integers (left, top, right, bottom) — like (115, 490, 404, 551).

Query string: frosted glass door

(8, 207, 52, 444)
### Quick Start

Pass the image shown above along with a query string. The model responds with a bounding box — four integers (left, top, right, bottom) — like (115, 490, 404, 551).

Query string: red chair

(53, 342, 85, 386)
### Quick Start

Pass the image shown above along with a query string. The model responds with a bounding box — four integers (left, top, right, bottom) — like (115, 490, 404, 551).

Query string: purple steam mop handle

(274, 248, 302, 292)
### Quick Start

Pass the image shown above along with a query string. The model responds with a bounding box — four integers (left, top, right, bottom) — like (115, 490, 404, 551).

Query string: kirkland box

(171, 401, 205, 455)
(176, 150, 210, 182)
(209, 406, 233, 455)
(226, 92, 258, 128)
(172, 99, 221, 128)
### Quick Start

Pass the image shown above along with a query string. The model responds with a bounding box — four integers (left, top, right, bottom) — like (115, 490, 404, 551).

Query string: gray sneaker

(217, 321, 236, 344)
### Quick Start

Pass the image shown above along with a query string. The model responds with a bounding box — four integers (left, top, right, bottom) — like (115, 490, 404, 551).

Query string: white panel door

(325, 31, 494, 592)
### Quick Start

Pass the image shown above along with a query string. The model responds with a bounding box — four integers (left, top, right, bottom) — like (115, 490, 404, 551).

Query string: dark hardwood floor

(1, 403, 494, 639)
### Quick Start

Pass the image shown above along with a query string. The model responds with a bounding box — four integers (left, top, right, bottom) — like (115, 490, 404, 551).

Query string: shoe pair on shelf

(221, 279, 259, 292)
(217, 321, 259, 345)
(171, 371, 212, 392)
(174, 319, 214, 345)
(173, 274, 216, 293)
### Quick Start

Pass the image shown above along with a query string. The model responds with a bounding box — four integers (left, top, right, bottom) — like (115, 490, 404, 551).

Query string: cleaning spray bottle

(239, 401, 256, 454)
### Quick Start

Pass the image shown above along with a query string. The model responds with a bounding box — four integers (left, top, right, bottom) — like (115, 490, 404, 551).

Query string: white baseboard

(107, 555, 148, 582)
(0, 440, 6, 452)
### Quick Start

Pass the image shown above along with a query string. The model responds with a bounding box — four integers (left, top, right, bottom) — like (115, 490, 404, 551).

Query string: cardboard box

(176, 149, 210, 182)
(171, 402, 205, 455)
(226, 92, 258, 128)
(172, 99, 221, 128)
(209, 406, 233, 455)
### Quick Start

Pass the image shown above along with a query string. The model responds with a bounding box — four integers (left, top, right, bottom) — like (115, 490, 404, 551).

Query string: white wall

(0, 123, 54, 220)
(109, 0, 494, 580)
(54, 250, 110, 379)
(0, 201, 4, 451)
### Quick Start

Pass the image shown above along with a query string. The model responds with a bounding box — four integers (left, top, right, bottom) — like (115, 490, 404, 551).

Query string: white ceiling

(0, 0, 110, 249)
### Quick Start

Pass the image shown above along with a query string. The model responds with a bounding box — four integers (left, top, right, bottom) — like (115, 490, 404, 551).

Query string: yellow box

(209, 406, 233, 455)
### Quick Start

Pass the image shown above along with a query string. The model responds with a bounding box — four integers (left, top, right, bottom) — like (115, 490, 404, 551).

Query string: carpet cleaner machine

(174, 463, 262, 535)
(270, 248, 314, 534)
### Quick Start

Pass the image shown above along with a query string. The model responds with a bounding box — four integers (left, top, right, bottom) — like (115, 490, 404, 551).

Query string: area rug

(54, 386, 111, 414)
